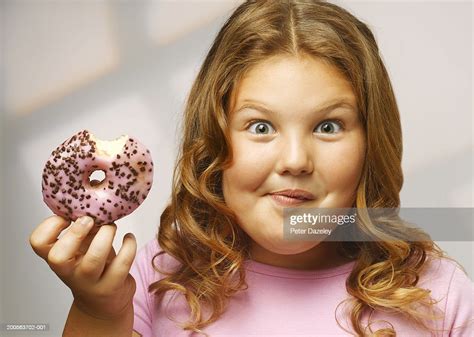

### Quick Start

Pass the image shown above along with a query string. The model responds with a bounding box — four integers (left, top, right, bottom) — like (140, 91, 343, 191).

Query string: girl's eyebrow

(234, 98, 357, 117)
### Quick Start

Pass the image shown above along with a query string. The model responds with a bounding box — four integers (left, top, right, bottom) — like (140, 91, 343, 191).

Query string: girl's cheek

(232, 140, 275, 188)
(318, 139, 365, 188)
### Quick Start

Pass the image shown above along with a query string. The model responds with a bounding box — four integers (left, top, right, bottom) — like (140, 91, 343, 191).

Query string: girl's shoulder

(418, 255, 472, 286)
(418, 255, 473, 335)
(133, 237, 182, 279)
(416, 255, 473, 300)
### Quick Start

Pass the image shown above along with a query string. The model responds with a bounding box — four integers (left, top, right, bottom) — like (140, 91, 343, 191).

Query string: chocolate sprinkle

(41, 130, 154, 225)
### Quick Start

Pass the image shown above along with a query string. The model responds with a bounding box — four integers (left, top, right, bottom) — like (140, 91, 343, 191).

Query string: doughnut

(41, 130, 154, 225)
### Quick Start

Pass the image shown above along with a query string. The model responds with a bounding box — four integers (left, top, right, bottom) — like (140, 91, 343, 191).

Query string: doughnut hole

(89, 169, 106, 187)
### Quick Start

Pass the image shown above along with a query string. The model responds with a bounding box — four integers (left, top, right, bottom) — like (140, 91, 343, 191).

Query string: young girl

(30, 1, 473, 336)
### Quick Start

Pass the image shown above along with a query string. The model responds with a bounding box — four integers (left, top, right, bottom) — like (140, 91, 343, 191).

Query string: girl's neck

(249, 241, 355, 271)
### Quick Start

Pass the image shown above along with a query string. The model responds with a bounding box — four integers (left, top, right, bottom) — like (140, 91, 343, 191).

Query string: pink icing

(41, 130, 154, 225)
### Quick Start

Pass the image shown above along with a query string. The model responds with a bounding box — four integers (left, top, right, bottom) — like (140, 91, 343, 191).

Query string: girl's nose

(275, 135, 314, 176)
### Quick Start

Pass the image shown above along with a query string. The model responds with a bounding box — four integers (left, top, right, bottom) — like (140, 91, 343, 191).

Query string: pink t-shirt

(130, 238, 474, 337)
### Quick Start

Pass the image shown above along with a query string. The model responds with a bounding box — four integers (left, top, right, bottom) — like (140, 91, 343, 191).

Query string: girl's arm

(63, 300, 134, 337)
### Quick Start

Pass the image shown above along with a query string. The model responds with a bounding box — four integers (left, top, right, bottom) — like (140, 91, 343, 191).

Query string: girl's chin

(260, 238, 321, 255)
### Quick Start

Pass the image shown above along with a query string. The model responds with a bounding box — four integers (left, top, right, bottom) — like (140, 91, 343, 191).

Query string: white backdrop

(1, 1, 472, 336)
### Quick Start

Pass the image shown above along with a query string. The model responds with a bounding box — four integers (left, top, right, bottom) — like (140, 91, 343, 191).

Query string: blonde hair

(149, 1, 466, 336)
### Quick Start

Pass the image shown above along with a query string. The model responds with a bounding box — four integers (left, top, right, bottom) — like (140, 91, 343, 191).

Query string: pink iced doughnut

(42, 130, 154, 225)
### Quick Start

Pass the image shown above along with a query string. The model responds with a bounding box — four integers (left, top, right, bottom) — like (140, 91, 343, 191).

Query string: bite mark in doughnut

(41, 130, 154, 225)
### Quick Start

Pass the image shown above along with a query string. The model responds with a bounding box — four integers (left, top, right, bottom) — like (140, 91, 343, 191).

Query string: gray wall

(1, 1, 472, 336)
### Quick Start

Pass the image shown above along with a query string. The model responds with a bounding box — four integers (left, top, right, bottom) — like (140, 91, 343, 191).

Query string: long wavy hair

(148, 1, 465, 336)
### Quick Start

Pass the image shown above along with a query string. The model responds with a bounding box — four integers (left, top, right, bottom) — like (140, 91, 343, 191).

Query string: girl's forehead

(227, 56, 357, 116)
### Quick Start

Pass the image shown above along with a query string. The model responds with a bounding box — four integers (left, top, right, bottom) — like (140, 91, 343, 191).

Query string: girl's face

(222, 54, 365, 268)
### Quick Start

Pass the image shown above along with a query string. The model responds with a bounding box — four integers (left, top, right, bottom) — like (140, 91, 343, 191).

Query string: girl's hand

(29, 215, 137, 320)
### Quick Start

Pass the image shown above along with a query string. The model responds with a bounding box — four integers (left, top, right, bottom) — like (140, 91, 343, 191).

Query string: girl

(30, 1, 473, 336)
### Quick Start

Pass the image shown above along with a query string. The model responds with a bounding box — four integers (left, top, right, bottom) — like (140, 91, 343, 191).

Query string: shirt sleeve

(444, 263, 474, 336)
(130, 238, 157, 337)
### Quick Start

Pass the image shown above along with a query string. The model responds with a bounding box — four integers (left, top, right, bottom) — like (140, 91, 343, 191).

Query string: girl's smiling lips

(267, 189, 315, 206)
(269, 189, 315, 199)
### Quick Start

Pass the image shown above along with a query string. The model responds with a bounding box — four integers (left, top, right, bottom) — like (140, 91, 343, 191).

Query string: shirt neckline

(244, 258, 357, 279)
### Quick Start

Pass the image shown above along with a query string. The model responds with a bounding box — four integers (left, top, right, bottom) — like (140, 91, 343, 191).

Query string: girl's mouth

(268, 194, 311, 206)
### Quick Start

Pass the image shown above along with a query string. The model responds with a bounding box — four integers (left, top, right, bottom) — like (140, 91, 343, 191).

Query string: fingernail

(125, 233, 135, 240)
(76, 216, 93, 227)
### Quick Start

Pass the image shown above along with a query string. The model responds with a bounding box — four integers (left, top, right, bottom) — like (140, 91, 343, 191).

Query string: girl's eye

(246, 119, 344, 135)
(247, 121, 275, 135)
(315, 120, 343, 134)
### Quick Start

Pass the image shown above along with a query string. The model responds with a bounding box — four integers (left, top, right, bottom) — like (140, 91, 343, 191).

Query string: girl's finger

(77, 224, 117, 282)
(100, 233, 137, 289)
(76, 225, 104, 255)
(29, 215, 71, 260)
(47, 216, 95, 278)
(106, 245, 117, 263)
